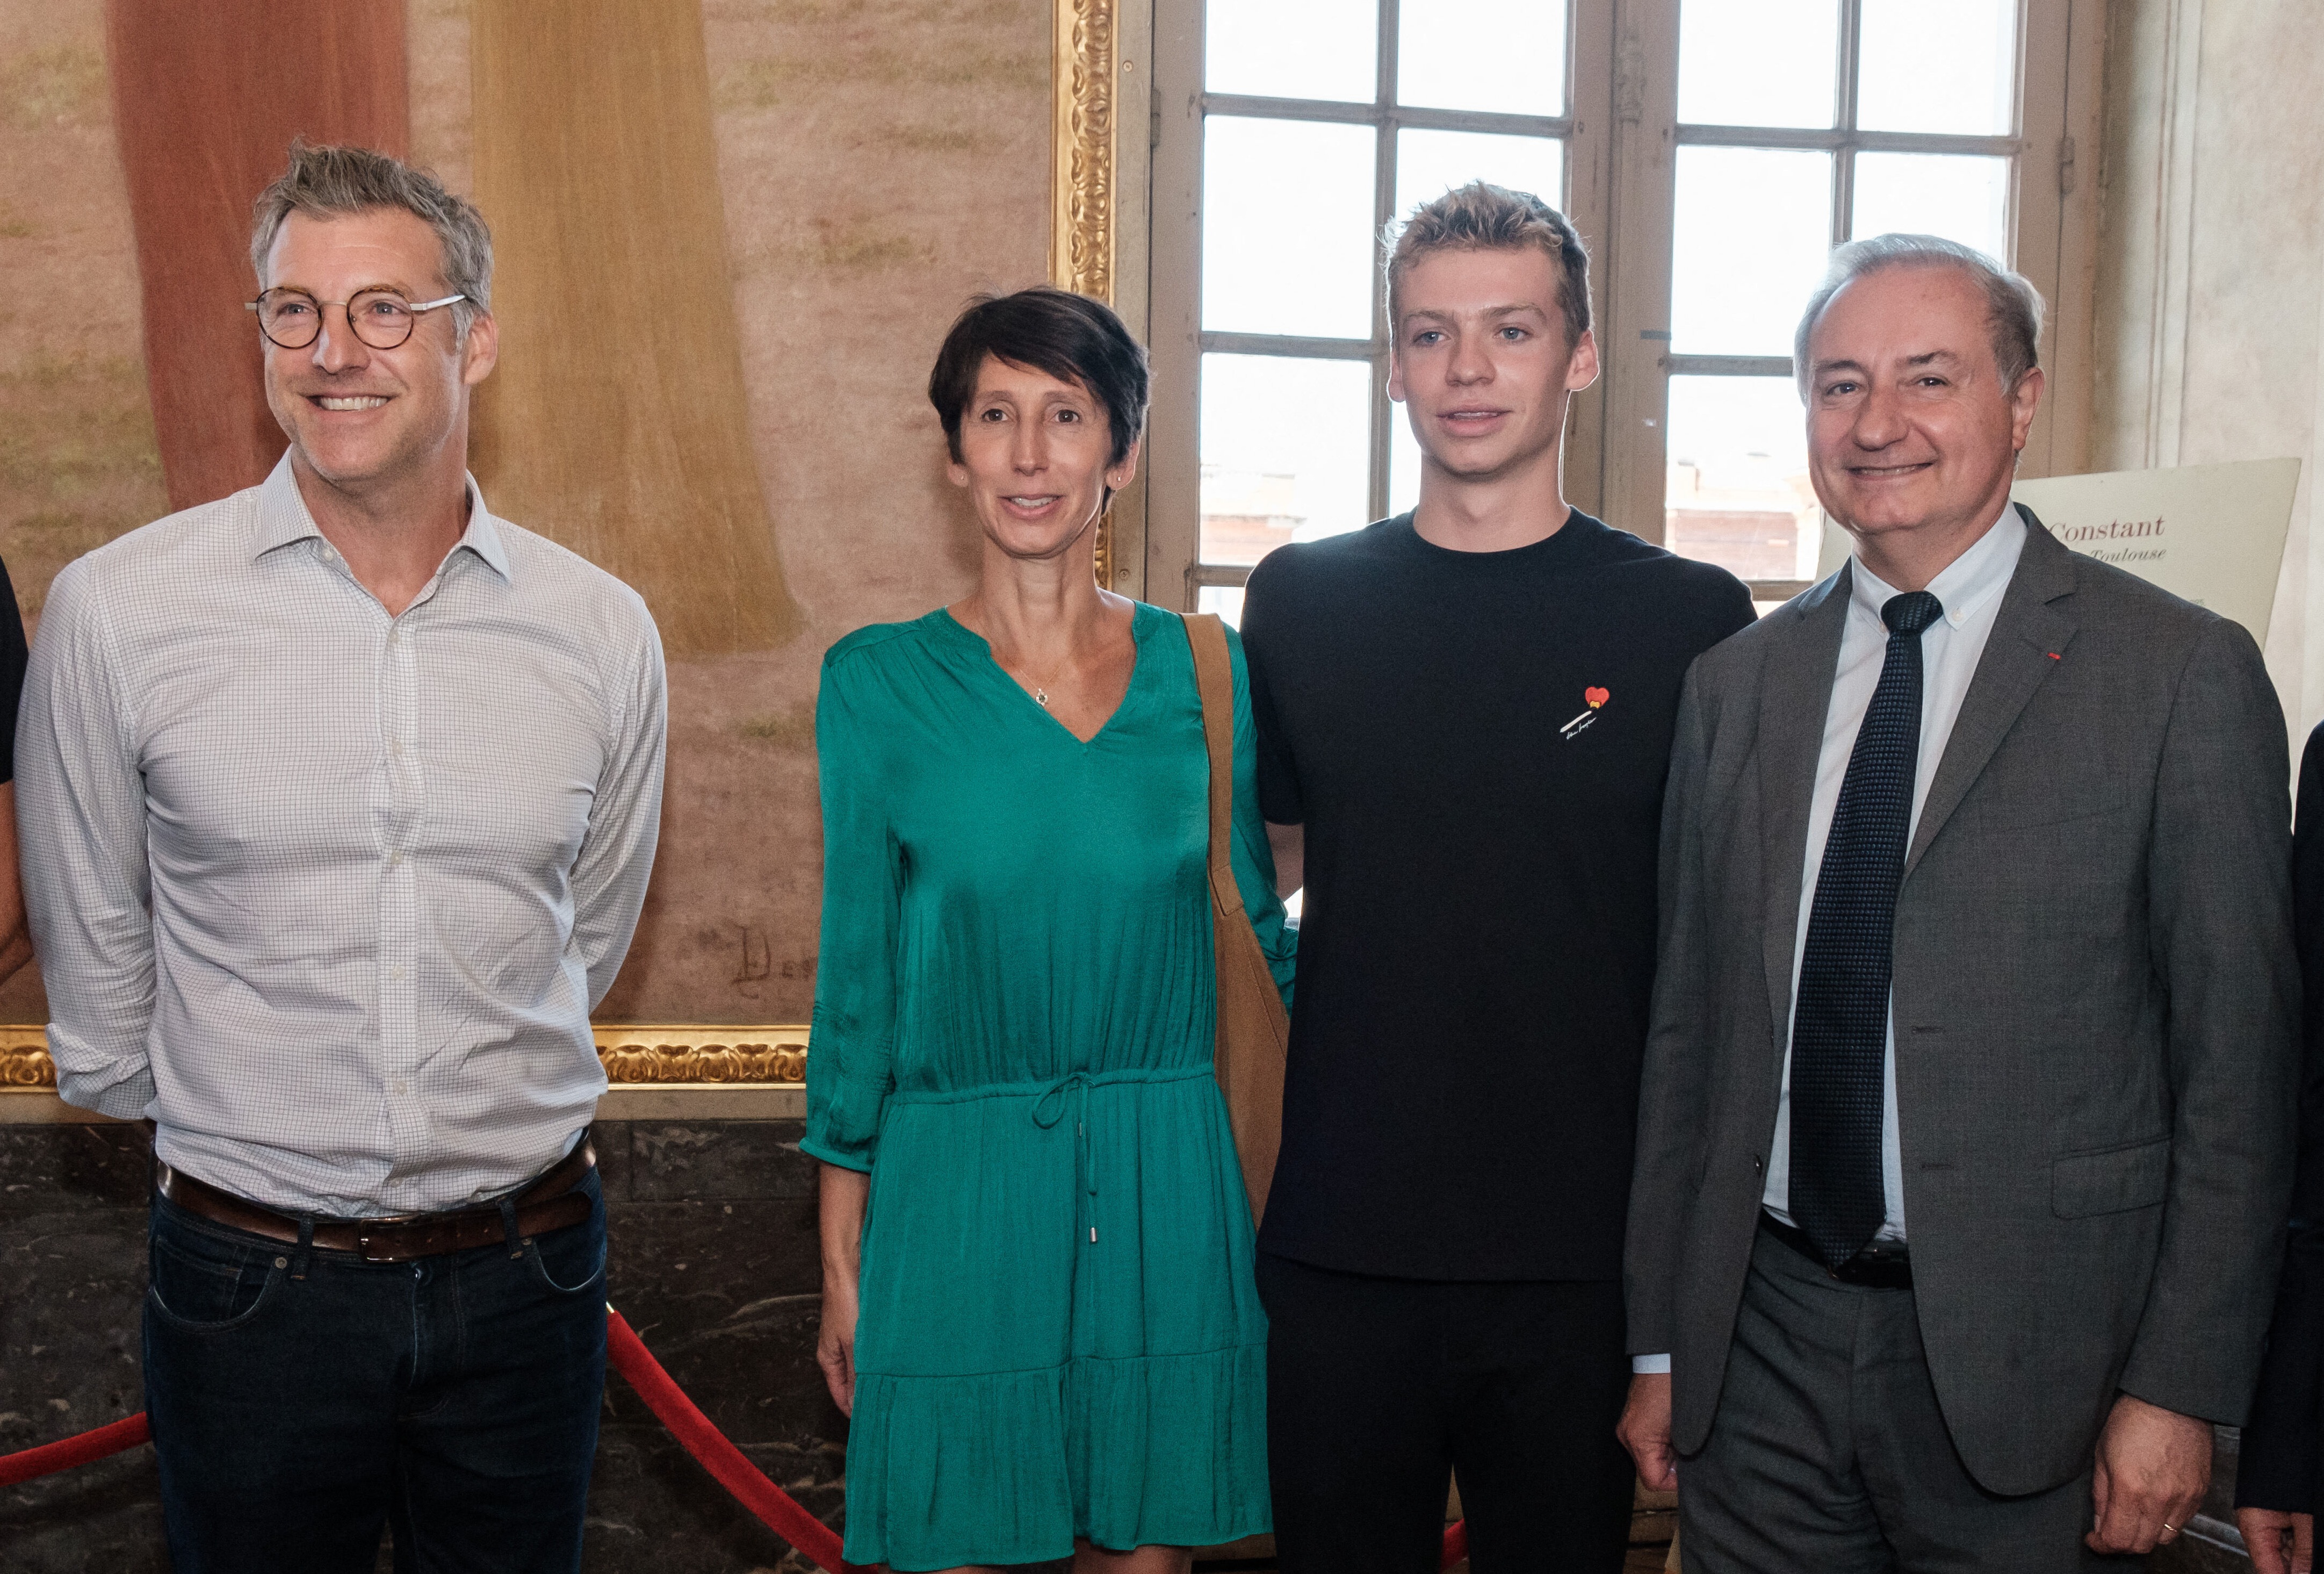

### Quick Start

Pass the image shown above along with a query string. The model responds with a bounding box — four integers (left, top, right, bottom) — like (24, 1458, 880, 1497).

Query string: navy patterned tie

(1788, 589, 1944, 1269)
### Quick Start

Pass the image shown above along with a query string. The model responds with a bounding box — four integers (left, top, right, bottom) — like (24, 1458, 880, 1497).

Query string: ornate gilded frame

(1051, 0, 1121, 586)
(1, 6, 1118, 1101)
(0, 1024, 810, 1094)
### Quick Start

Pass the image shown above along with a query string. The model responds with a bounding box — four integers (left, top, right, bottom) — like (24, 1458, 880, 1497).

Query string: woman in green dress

(807, 288, 1295, 1574)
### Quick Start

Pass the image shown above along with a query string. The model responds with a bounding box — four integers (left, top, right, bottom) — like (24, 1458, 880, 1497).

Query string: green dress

(806, 601, 1295, 1572)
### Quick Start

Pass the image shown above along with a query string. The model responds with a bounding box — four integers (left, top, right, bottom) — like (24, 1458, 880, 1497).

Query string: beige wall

(2092, 0, 2324, 741)
(0, 0, 1051, 1025)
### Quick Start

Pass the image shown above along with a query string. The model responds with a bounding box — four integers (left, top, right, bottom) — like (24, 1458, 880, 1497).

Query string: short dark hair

(1384, 181, 1591, 351)
(928, 287, 1150, 468)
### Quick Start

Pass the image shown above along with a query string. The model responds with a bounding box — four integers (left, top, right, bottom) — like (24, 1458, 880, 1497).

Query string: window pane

(1850, 152, 2010, 260)
(1197, 585, 1247, 627)
(1665, 376, 1820, 582)
(1857, 0, 2016, 135)
(1397, 0, 1567, 117)
(1203, 118, 1378, 339)
(1201, 355, 1375, 565)
(1671, 147, 1832, 356)
(1389, 402, 1421, 519)
(1208, 0, 1377, 104)
(1677, 0, 1838, 129)
(1394, 129, 1564, 227)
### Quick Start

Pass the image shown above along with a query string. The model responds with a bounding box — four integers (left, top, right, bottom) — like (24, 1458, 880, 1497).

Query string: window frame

(1130, 0, 2101, 609)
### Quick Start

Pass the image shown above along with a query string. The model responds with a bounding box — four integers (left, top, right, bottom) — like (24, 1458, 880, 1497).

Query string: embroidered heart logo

(1585, 686, 1610, 708)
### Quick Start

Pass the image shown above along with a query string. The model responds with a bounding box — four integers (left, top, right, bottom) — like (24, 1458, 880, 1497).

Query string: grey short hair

(249, 140, 492, 337)
(1793, 233, 2043, 397)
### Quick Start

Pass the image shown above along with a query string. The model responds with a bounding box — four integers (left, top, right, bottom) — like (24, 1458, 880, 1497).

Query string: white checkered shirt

(17, 455, 666, 1216)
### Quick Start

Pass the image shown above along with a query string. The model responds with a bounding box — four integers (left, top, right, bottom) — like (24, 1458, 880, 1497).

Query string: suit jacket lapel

(1759, 567, 1852, 1057)
(1904, 512, 2081, 876)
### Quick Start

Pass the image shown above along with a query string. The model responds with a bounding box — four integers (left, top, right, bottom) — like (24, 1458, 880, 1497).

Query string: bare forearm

(819, 1162, 869, 1287)
(1266, 821, 1303, 900)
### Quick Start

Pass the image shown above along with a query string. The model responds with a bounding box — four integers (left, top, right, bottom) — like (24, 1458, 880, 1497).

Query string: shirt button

(386, 850, 402, 866)
(390, 965, 408, 981)
(388, 1077, 412, 1095)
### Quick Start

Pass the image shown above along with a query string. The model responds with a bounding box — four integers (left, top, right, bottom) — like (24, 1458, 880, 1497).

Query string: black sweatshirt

(1242, 509, 1754, 1281)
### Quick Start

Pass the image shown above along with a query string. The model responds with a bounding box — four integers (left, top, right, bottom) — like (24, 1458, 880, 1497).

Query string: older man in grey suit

(1618, 233, 2300, 1569)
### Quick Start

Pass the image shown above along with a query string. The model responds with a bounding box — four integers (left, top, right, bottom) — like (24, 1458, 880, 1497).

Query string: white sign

(1815, 458, 2301, 645)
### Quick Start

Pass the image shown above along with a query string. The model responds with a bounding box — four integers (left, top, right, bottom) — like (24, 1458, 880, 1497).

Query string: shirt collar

(1849, 501, 2029, 631)
(251, 450, 514, 583)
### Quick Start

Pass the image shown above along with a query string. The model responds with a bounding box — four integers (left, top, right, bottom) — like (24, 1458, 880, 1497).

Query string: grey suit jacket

(1626, 515, 2301, 1494)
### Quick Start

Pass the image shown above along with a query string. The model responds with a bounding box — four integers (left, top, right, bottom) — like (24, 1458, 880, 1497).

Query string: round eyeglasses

(247, 288, 467, 351)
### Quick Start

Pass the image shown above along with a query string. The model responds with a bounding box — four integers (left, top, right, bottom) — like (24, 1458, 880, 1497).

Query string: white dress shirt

(1761, 504, 2029, 1237)
(17, 455, 667, 1216)
(1634, 504, 2028, 1376)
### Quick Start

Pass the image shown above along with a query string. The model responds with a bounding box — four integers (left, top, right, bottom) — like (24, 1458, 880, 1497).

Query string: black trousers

(1258, 1252, 1636, 1574)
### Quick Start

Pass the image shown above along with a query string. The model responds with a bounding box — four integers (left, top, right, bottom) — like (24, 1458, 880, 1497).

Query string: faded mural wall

(0, 0, 1053, 1026)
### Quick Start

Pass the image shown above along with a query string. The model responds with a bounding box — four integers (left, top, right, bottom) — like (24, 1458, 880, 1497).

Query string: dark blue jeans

(143, 1168, 607, 1573)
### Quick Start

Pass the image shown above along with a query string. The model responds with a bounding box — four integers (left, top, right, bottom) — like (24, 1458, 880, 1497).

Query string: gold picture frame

(1050, 0, 1120, 587)
(0, 1024, 812, 1094)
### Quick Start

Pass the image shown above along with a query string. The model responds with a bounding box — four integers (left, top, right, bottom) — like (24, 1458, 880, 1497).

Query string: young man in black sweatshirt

(1240, 182, 1755, 1572)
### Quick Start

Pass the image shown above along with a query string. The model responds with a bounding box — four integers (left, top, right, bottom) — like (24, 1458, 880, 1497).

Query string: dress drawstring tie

(1033, 1072, 1102, 1242)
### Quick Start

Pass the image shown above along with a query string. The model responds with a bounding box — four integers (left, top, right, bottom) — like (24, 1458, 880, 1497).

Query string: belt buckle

(354, 1210, 432, 1263)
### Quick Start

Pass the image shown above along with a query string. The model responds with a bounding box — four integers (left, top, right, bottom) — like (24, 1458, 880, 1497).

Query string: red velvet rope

(0, 1412, 151, 1489)
(0, 1312, 1473, 1571)
(604, 1309, 864, 1571)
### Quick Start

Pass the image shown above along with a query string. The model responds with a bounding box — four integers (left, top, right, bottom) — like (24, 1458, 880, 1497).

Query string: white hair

(1794, 233, 2044, 396)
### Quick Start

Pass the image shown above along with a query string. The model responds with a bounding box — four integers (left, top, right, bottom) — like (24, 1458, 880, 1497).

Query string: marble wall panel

(0, 1119, 882, 1571)
(0, 1125, 161, 1568)
(2092, 0, 2324, 739)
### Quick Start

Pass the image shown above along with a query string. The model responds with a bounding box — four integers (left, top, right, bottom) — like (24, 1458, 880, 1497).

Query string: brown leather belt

(154, 1137, 596, 1263)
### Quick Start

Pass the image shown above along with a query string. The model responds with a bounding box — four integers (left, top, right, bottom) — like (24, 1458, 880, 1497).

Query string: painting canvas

(0, 0, 1066, 1054)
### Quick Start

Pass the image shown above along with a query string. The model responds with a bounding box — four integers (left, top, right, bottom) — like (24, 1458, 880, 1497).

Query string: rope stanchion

(605, 1307, 862, 1573)
(0, 1412, 151, 1488)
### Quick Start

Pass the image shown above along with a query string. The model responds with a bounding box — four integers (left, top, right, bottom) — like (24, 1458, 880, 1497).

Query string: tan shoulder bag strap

(1181, 612, 1290, 1224)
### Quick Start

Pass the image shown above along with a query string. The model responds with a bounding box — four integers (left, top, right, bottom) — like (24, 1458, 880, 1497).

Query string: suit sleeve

(0, 555, 28, 784)
(2236, 721, 2324, 1512)
(2117, 617, 2300, 1424)
(800, 650, 903, 1172)
(1625, 657, 1720, 1356)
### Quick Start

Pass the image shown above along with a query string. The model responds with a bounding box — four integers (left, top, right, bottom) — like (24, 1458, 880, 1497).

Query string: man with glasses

(17, 141, 666, 1570)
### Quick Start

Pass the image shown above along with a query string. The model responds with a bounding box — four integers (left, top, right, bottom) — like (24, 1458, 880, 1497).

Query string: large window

(1666, 0, 2021, 585)
(1178, 0, 1576, 622)
(1140, 0, 2098, 610)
